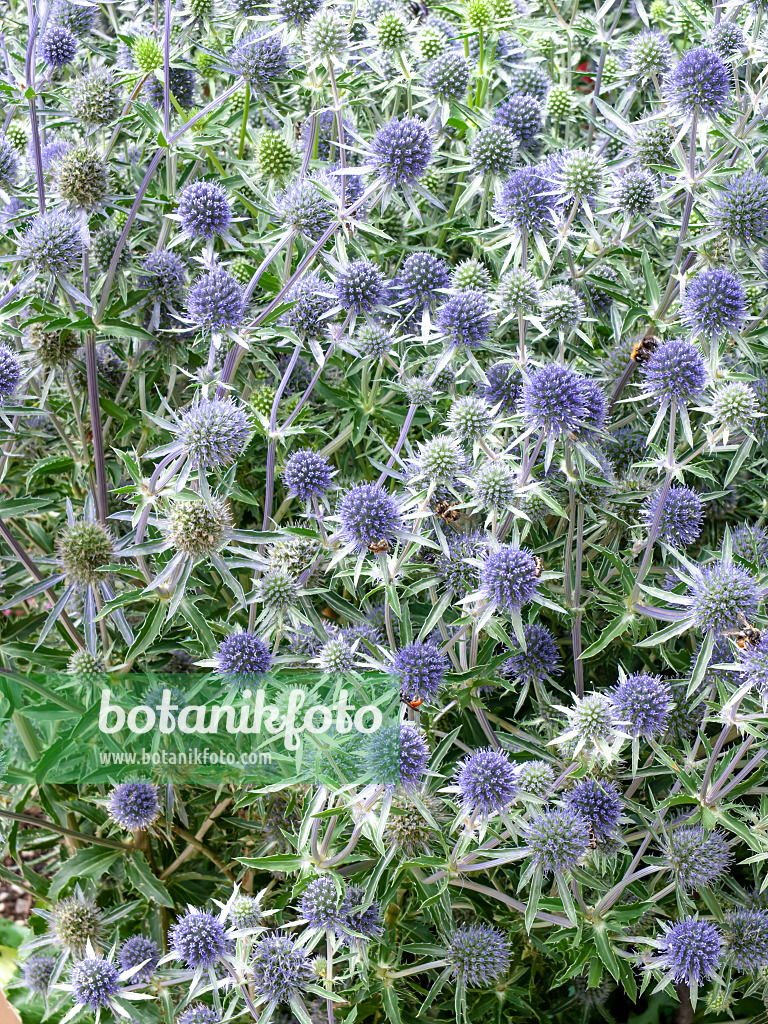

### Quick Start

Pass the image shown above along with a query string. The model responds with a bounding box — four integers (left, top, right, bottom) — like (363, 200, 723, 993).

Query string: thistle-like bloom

(369, 117, 432, 186)
(470, 124, 517, 177)
(640, 339, 707, 406)
(282, 273, 335, 338)
(516, 760, 555, 798)
(412, 435, 468, 484)
(509, 64, 550, 99)
(50, 0, 96, 35)
(392, 642, 447, 703)
(480, 545, 539, 612)
(165, 498, 233, 559)
(455, 747, 518, 816)
(145, 67, 197, 110)
(540, 284, 583, 334)
(682, 268, 746, 339)
(51, 895, 104, 952)
(178, 180, 232, 239)
(656, 918, 722, 984)
(526, 808, 590, 873)
(474, 461, 516, 511)
(19, 208, 84, 274)
(498, 270, 539, 315)
(216, 632, 272, 684)
(709, 21, 746, 59)
(478, 361, 524, 412)
(71, 956, 121, 1009)
(274, 0, 321, 25)
(663, 825, 732, 890)
(119, 936, 160, 982)
(501, 623, 562, 685)
(556, 692, 624, 759)
(139, 250, 188, 306)
(446, 924, 510, 986)
(39, 24, 78, 66)
(366, 721, 429, 791)
(643, 485, 704, 547)
(186, 268, 245, 330)
(341, 884, 382, 946)
(733, 523, 768, 564)
(335, 258, 386, 312)
(22, 955, 56, 994)
(250, 933, 314, 1003)
(0, 344, 21, 402)
(278, 178, 334, 239)
(436, 291, 495, 348)
(493, 166, 555, 234)
(614, 168, 658, 216)
(725, 907, 768, 973)
(712, 382, 755, 429)
(611, 673, 672, 738)
(494, 94, 542, 146)
(57, 521, 115, 587)
(169, 909, 229, 969)
(300, 876, 345, 932)
(424, 53, 471, 100)
(712, 172, 768, 244)
(108, 780, 160, 830)
(305, 9, 348, 59)
(686, 560, 760, 634)
(667, 46, 731, 119)
(283, 449, 332, 500)
(554, 149, 603, 203)
(737, 633, 768, 703)
(396, 253, 450, 307)
(435, 532, 486, 598)
(229, 894, 262, 930)
(177, 1005, 219, 1024)
(565, 779, 622, 840)
(337, 483, 403, 551)
(623, 30, 673, 79)
(226, 31, 289, 89)
(318, 635, 354, 674)
(522, 364, 585, 436)
(172, 397, 251, 469)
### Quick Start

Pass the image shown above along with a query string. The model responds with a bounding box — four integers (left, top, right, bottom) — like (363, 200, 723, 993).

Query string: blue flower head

(682, 268, 746, 339)
(480, 545, 539, 612)
(392, 641, 447, 703)
(370, 117, 432, 186)
(215, 632, 272, 684)
(283, 448, 332, 500)
(71, 957, 120, 1009)
(565, 778, 622, 840)
(178, 180, 232, 239)
(526, 808, 590, 874)
(611, 672, 672, 738)
(365, 721, 429, 791)
(643, 485, 704, 547)
(668, 46, 731, 119)
(446, 924, 510, 986)
(657, 918, 722, 984)
(493, 166, 555, 234)
(455, 747, 518, 816)
(169, 909, 228, 969)
(337, 482, 403, 551)
(186, 268, 245, 330)
(108, 780, 160, 830)
(501, 623, 561, 685)
(640, 339, 707, 406)
(436, 291, 494, 348)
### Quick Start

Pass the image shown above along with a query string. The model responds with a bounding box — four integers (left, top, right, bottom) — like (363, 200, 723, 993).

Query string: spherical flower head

(39, 25, 77, 66)
(435, 532, 486, 598)
(377, 11, 408, 50)
(413, 435, 467, 484)
(737, 632, 768, 702)
(178, 181, 232, 239)
(132, 34, 164, 72)
(282, 273, 334, 338)
(229, 894, 262, 930)
(498, 269, 539, 314)
(418, 25, 448, 61)
(396, 253, 449, 307)
(623, 30, 673, 78)
(139, 250, 187, 306)
(300, 875, 345, 932)
(643, 485, 704, 547)
(306, 9, 348, 58)
(51, 0, 96, 35)
(611, 672, 671, 738)
(318, 636, 354, 674)
(56, 521, 114, 587)
(275, 0, 321, 25)
(712, 381, 755, 429)
(256, 131, 295, 181)
(370, 117, 432, 187)
(341, 884, 382, 944)
(664, 825, 732, 889)
(20, 208, 84, 274)
(278, 179, 334, 239)
(709, 21, 746, 60)
(733, 523, 768, 564)
(474, 460, 516, 511)
(335, 259, 385, 313)
(713, 172, 768, 244)
(283, 448, 332, 500)
(67, 649, 107, 684)
(668, 46, 731, 118)
(540, 284, 583, 334)
(455, 747, 518, 816)
(568, 692, 620, 746)
(526, 807, 590, 874)
(71, 957, 120, 1009)
(423, 52, 471, 100)
(446, 924, 510, 986)
(170, 909, 228, 969)
(480, 545, 539, 612)
(227, 31, 289, 89)
(630, 118, 674, 168)
(403, 376, 434, 405)
(178, 1004, 220, 1024)
(70, 68, 121, 127)
(41, 136, 72, 171)
(92, 227, 131, 273)
(357, 322, 391, 359)
(509, 65, 550, 100)
(469, 124, 517, 177)
(0, 343, 20, 402)
(725, 907, 768, 973)
(187, 268, 245, 330)
(392, 642, 447, 703)
(447, 396, 494, 442)
(658, 918, 722, 984)
(501, 623, 561, 685)
(338, 482, 403, 550)
(565, 778, 622, 840)
(475, 364, 522, 417)
(640, 339, 707, 405)
(493, 166, 555, 234)
(452, 258, 490, 292)
(494, 94, 542, 146)
(166, 497, 233, 559)
(176, 397, 250, 470)
(108, 780, 160, 830)
(119, 935, 160, 982)
(557, 150, 603, 201)
(437, 291, 495, 349)
(145, 67, 197, 110)
(688, 560, 759, 634)
(522, 363, 585, 435)
(216, 632, 272, 684)
(52, 896, 104, 952)
(257, 570, 299, 612)
(614, 167, 658, 217)
(683, 268, 746, 339)
(250, 933, 313, 1003)
(516, 760, 555, 798)
(22, 955, 56, 994)
(56, 144, 108, 209)
(365, 721, 429, 791)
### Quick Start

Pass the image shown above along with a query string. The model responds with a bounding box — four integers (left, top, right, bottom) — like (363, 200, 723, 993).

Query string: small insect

(400, 693, 424, 710)
(368, 539, 390, 554)
(723, 613, 763, 650)
(434, 498, 462, 524)
(630, 336, 658, 364)
(533, 556, 543, 579)
(294, 120, 304, 140)
(587, 823, 599, 850)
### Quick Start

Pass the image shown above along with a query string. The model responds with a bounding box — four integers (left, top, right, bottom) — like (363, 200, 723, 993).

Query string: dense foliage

(2, 0, 768, 1021)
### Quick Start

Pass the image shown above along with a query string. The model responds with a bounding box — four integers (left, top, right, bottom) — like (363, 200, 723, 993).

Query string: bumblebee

(630, 336, 658, 364)
(434, 498, 462, 524)
(587, 823, 599, 850)
(533, 556, 543, 579)
(400, 693, 424, 710)
(368, 539, 390, 554)
(723, 613, 763, 650)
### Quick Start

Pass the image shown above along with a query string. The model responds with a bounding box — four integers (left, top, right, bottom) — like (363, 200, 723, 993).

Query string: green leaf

(238, 854, 306, 870)
(580, 613, 633, 660)
(124, 851, 174, 906)
(124, 601, 166, 661)
(49, 848, 122, 898)
(177, 597, 216, 655)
